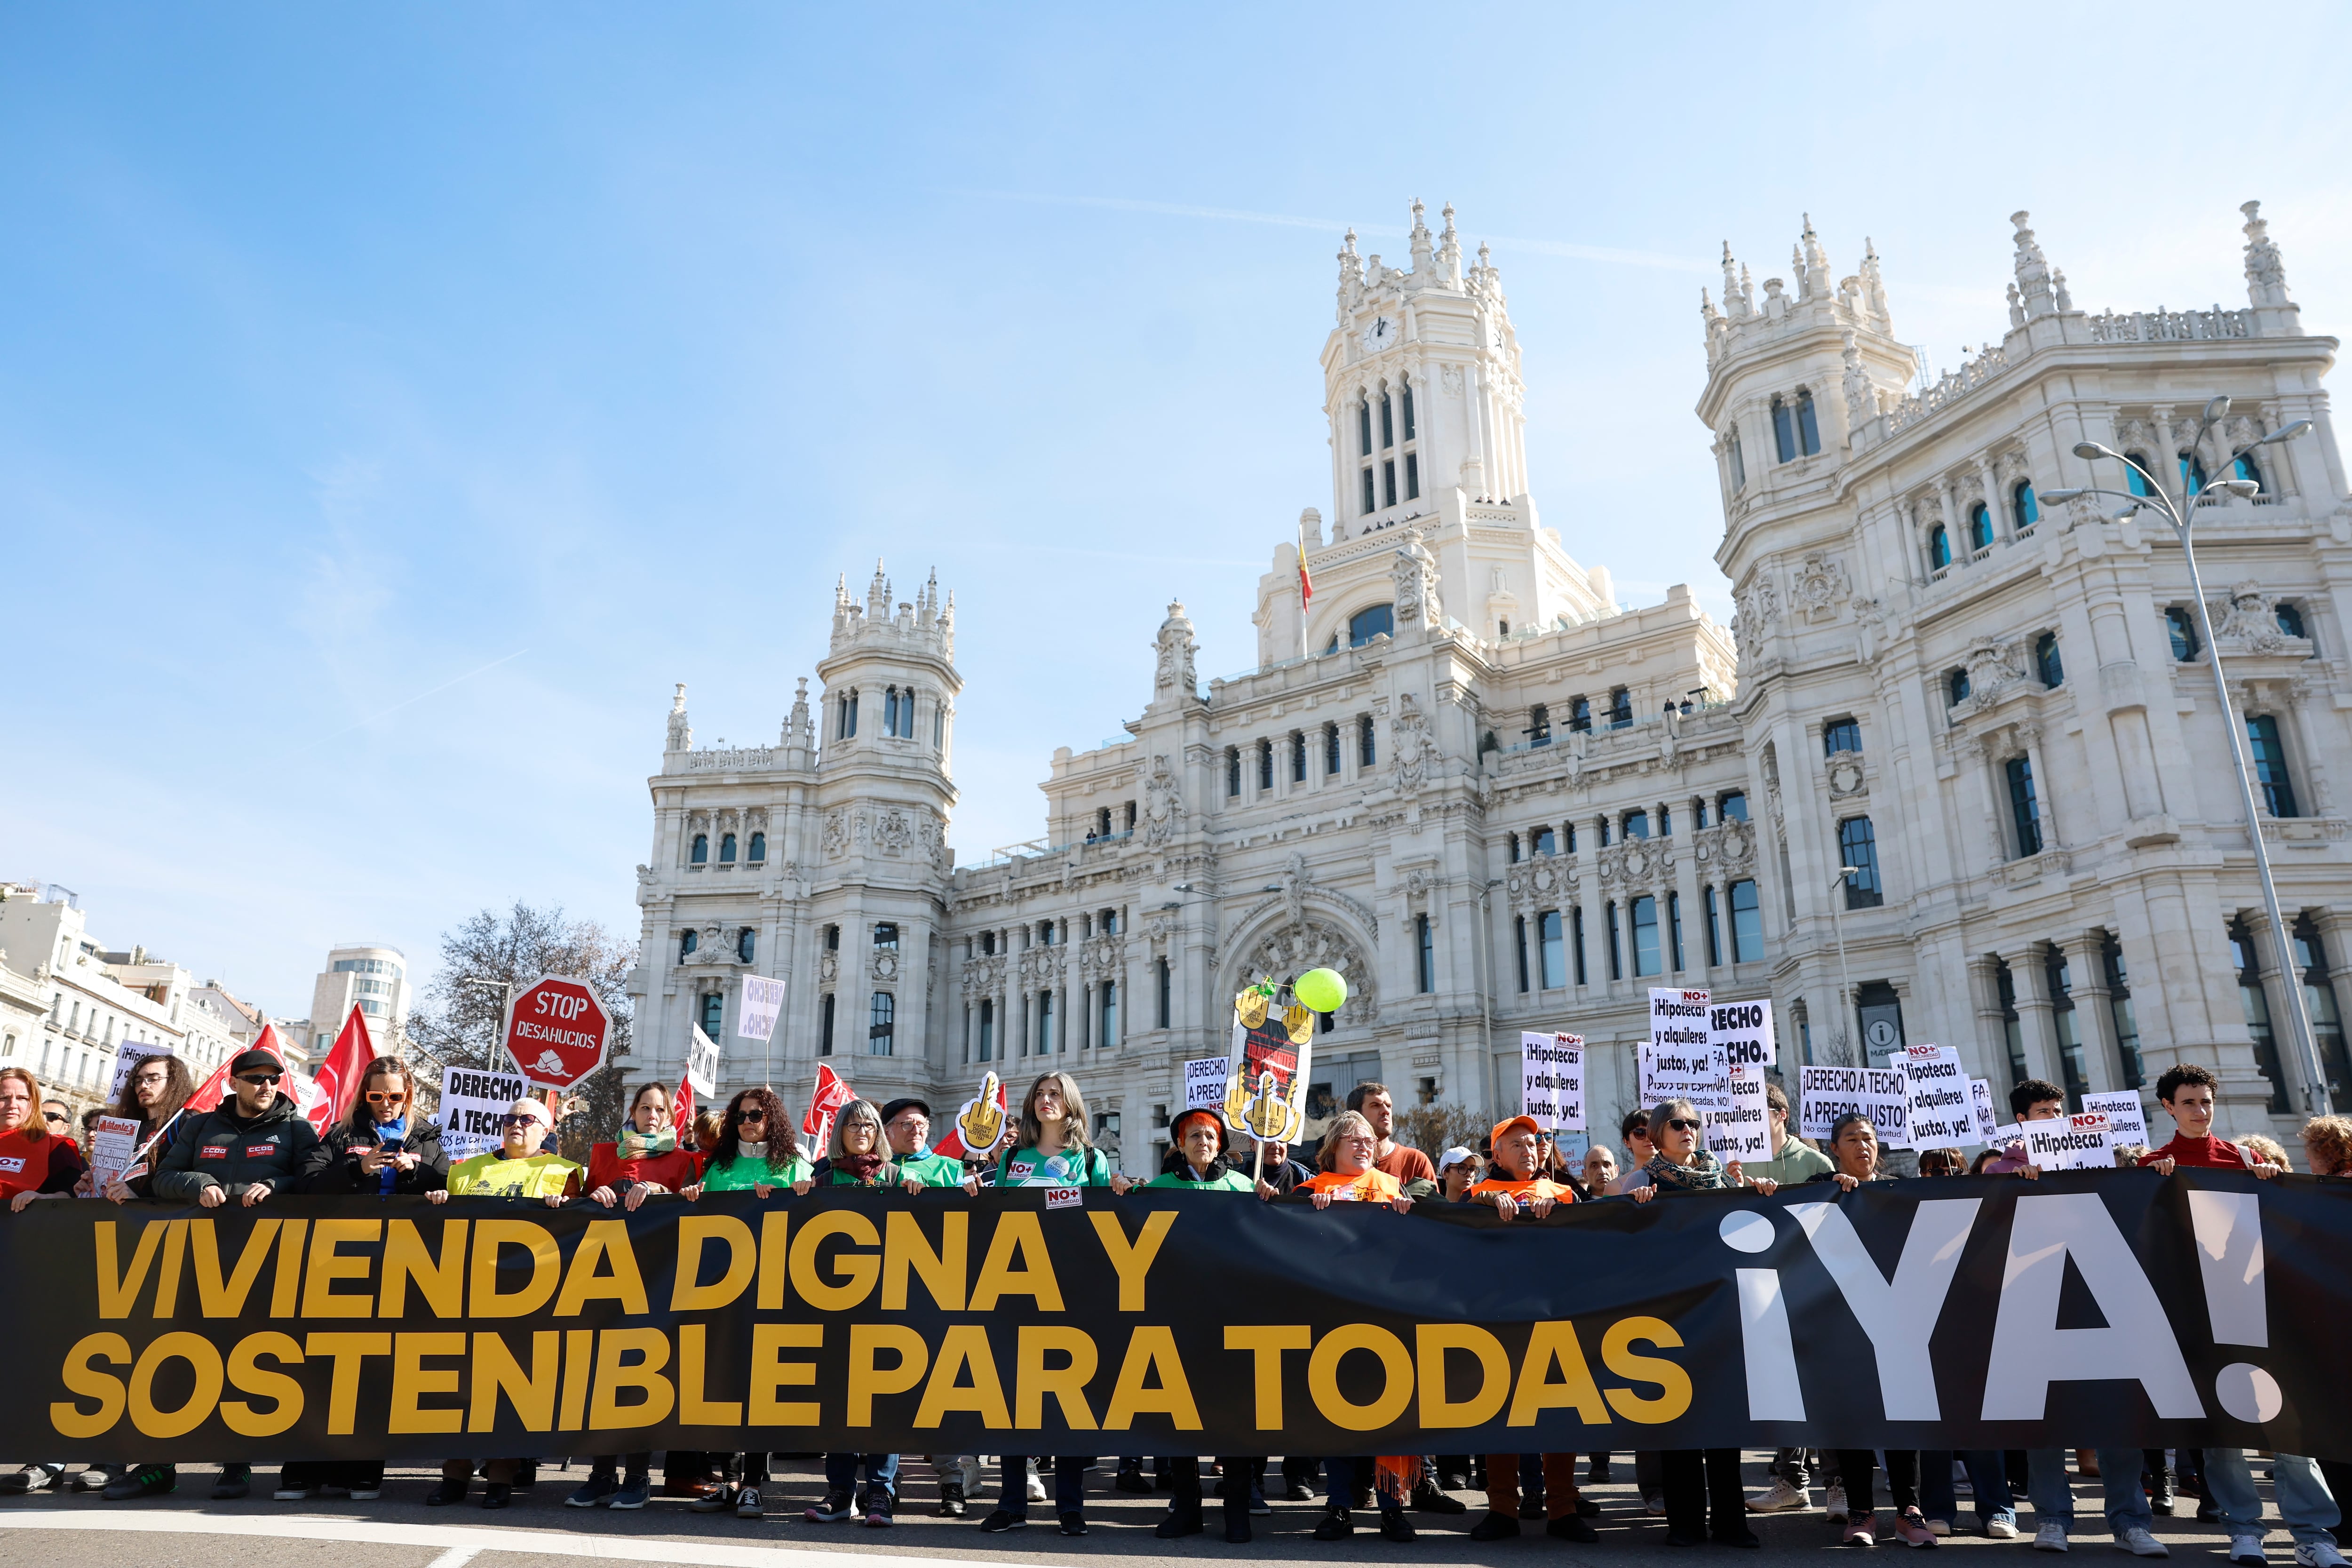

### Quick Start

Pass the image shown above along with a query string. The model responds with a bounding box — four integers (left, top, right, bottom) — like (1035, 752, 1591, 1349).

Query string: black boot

(1313, 1505, 1354, 1541)
(1155, 1501, 1205, 1539)
(1413, 1474, 1467, 1514)
(1380, 1506, 1417, 1542)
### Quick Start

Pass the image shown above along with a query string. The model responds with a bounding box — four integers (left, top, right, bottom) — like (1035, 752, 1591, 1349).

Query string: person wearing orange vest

(1300, 1110, 1413, 1210)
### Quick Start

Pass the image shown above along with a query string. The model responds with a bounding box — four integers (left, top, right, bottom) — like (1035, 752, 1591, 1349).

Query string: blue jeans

(826, 1452, 898, 1504)
(2202, 1448, 2342, 1548)
(1000, 1455, 1084, 1519)
(1921, 1450, 2016, 1531)
(2026, 1448, 2151, 1536)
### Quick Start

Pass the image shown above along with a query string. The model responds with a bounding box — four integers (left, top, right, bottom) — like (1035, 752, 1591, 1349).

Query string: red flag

(1299, 557, 1313, 606)
(310, 1006, 375, 1129)
(674, 1070, 696, 1149)
(186, 1023, 334, 1130)
(803, 1062, 853, 1154)
(931, 1070, 1009, 1161)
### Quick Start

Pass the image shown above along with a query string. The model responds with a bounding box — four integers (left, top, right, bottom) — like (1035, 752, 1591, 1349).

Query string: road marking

(0, 1508, 1001, 1568)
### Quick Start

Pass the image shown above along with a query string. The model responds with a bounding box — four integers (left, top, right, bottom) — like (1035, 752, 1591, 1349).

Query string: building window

(2247, 715, 2298, 817)
(2293, 916, 2352, 1110)
(1568, 696, 1591, 732)
(2124, 450, 2157, 497)
(1728, 880, 1763, 963)
(2178, 450, 2210, 493)
(1967, 501, 1995, 552)
(1796, 390, 1820, 455)
(1719, 790, 1748, 822)
(2101, 931, 2144, 1090)
(2044, 948, 2089, 1102)
(818, 992, 836, 1057)
(1360, 466, 1375, 516)
(1036, 990, 1056, 1054)
(1838, 817, 1883, 908)
(934, 702, 945, 748)
(2230, 920, 2290, 1113)
(2277, 601, 2307, 640)
(747, 831, 766, 862)
(1507, 833, 1520, 864)
(737, 927, 756, 963)
(1538, 910, 1565, 990)
(1623, 809, 1650, 840)
(1947, 669, 1971, 707)
(1727, 424, 1746, 490)
(1348, 604, 1395, 647)
(1155, 958, 1171, 1029)
(1226, 747, 1241, 797)
(1564, 822, 1579, 852)
(869, 992, 895, 1056)
(1772, 396, 1796, 463)
(1038, 920, 1056, 947)
(875, 922, 899, 950)
(1571, 907, 1587, 985)
(1099, 981, 1118, 1049)
(1358, 395, 1372, 457)
(2005, 756, 2042, 856)
(2234, 449, 2266, 493)
(2035, 632, 2064, 687)
(1415, 914, 1435, 994)
(1324, 723, 1341, 775)
(1405, 451, 1420, 501)
(1383, 457, 1397, 508)
(1528, 703, 1551, 747)
(678, 930, 698, 962)
(1823, 718, 1861, 755)
(1929, 525, 1952, 571)
(700, 991, 724, 1042)
(1608, 687, 1632, 729)
(2166, 606, 2201, 661)
(1626, 896, 1663, 978)
(1359, 715, 1377, 766)
(1514, 915, 1529, 993)
(1256, 738, 1274, 790)
(1994, 959, 2027, 1089)
(826, 923, 841, 951)
(1605, 901, 1623, 980)
(1668, 890, 1684, 970)
(1705, 886, 1723, 967)
(719, 832, 737, 864)
(837, 690, 858, 739)
(882, 686, 902, 738)
(1290, 729, 1307, 782)
(2012, 479, 2040, 531)
(691, 834, 709, 865)
(1379, 385, 1395, 445)
(1532, 826, 1556, 857)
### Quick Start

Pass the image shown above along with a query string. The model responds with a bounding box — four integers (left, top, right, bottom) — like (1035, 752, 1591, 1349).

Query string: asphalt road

(0, 1454, 2303, 1568)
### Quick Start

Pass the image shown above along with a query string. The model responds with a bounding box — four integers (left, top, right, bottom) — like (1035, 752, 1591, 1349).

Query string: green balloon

(1295, 967, 1349, 1013)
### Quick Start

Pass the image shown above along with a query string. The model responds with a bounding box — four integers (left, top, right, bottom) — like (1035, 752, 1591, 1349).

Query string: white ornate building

(628, 199, 2352, 1166)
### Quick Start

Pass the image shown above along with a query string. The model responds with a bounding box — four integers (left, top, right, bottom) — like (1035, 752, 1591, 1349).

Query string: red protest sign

(504, 976, 612, 1091)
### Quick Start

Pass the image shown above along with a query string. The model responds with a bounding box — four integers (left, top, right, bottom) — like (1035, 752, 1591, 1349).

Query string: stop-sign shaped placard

(504, 976, 612, 1091)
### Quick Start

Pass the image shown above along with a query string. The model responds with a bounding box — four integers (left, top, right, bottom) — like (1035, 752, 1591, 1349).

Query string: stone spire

(786, 676, 810, 745)
(1408, 197, 1435, 277)
(666, 683, 691, 752)
(1721, 242, 1751, 320)
(2242, 200, 2291, 307)
(1437, 202, 1462, 285)
(1336, 228, 1363, 318)
(2010, 210, 2056, 318)
(1800, 214, 1832, 302)
(866, 559, 891, 619)
(1859, 238, 1889, 328)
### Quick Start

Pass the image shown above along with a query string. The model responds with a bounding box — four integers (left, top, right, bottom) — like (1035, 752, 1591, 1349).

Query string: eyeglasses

(1663, 1118, 1701, 1133)
(736, 1108, 765, 1123)
(43, 1111, 69, 1124)
(237, 1072, 282, 1086)
(365, 1091, 407, 1105)
(498, 1114, 543, 1130)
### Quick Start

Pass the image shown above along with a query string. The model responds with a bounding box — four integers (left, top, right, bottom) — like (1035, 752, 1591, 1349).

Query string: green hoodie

(699, 1151, 811, 1191)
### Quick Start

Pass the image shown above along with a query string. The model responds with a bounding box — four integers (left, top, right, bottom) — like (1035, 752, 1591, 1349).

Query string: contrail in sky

(296, 647, 530, 753)
(958, 190, 1711, 275)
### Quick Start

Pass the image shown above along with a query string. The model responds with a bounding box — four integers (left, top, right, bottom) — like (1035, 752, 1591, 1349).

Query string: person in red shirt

(585, 1081, 703, 1209)
(1347, 1081, 1438, 1197)
(2138, 1063, 2281, 1177)
(0, 1067, 85, 1210)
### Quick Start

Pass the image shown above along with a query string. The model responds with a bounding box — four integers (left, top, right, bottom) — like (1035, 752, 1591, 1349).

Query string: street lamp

(1826, 865, 1861, 1067)
(2042, 398, 2330, 1114)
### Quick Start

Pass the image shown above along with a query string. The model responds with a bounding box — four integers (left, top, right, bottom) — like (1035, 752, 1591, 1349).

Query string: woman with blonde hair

(1302, 1111, 1413, 1210)
(977, 1071, 1131, 1536)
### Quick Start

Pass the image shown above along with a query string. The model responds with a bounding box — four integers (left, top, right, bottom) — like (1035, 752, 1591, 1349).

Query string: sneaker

(1750, 1478, 1812, 1512)
(1930, 1519, 1954, 1536)
(2230, 1536, 2269, 1565)
(2293, 1544, 2347, 1568)
(514, 1463, 540, 1488)
(960, 1456, 985, 1493)
(482, 1483, 511, 1510)
(1644, 1490, 1669, 1516)
(566, 1479, 616, 1507)
(608, 1480, 650, 1510)
(0, 1466, 58, 1495)
(2116, 1527, 2169, 1558)
(977, 1509, 1027, 1532)
(426, 1478, 468, 1507)
(937, 1480, 967, 1518)
(806, 1488, 858, 1522)
(273, 1480, 315, 1501)
(1058, 1512, 1088, 1536)
(1846, 1515, 1879, 1547)
(2036, 1522, 2072, 1552)
(1155, 1509, 1205, 1540)
(211, 1465, 250, 1501)
(1113, 1465, 1152, 1495)
(1380, 1508, 1416, 1543)
(73, 1469, 113, 1492)
(1521, 1494, 1549, 1520)
(1549, 1514, 1601, 1543)
(1989, 1519, 2022, 1540)
(737, 1486, 764, 1519)
(691, 1486, 738, 1513)
(1287, 1480, 1317, 1502)
(1895, 1509, 1939, 1547)
(1827, 1482, 1850, 1524)
(1413, 1478, 1467, 1514)
(1590, 1458, 1613, 1485)
(1313, 1506, 1355, 1541)
(1470, 1512, 1522, 1541)
(102, 1466, 176, 1501)
(348, 1486, 381, 1501)
(1030, 1471, 1053, 1503)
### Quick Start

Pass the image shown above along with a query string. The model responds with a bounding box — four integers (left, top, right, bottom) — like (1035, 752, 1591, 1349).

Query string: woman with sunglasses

(304, 1057, 448, 1199)
(677, 1086, 808, 1520)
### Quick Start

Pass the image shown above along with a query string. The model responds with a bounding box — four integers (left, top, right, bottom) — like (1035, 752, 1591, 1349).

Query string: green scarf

(619, 1127, 676, 1160)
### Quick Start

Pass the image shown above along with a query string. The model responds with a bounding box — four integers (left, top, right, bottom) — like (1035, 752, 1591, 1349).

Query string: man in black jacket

(151, 1049, 319, 1208)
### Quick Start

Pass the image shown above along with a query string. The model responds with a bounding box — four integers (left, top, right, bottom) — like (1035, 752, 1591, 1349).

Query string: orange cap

(1489, 1114, 1542, 1149)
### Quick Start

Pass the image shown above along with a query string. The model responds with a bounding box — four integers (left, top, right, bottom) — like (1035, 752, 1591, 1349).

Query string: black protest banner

(7, 1171, 2348, 1464)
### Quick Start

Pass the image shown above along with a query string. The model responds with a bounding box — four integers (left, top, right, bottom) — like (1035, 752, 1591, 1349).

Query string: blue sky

(6, 2, 2349, 1015)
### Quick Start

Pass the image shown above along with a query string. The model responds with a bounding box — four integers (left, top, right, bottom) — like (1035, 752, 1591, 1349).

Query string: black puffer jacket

(151, 1093, 320, 1202)
(302, 1116, 450, 1196)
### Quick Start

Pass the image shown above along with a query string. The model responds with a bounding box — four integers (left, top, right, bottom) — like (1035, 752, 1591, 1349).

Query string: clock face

(1359, 315, 1395, 352)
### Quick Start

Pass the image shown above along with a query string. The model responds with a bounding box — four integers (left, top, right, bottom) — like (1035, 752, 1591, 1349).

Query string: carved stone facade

(628, 200, 2352, 1168)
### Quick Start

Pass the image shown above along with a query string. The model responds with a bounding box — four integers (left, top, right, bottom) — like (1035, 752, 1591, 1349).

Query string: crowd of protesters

(0, 1050, 2346, 1561)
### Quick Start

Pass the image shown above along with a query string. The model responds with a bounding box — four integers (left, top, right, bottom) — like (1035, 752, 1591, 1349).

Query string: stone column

(2003, 945, 2066, 1090)
(1967, 953, 2012, 1087)
(2060, 930, 2122, 1095)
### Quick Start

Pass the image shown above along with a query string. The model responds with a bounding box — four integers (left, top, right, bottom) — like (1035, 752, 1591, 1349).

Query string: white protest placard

(1520, 1032, 1585, 1132)
(1970, 1079, 2002, 1146)
(89, 1114, 143, 1187)
(2013, 1112, 2114, 1170)
(1799, 1063, 1911, 1146)
(687, 1025, 721, 1099)
(2080, 1090, 2150, 1150)
(1708, 998, 1776, 1070)
(1703, 1067, 1772, 1163)
(1649, 987, 1711, 1051)
(439, 1063, 533, 1160)
(737, 975, 787, 1043)
(1182, 1057, 1228, 1114)
(107, 1041, 173, 1109)
(1898, 1044, 1972, 1149)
